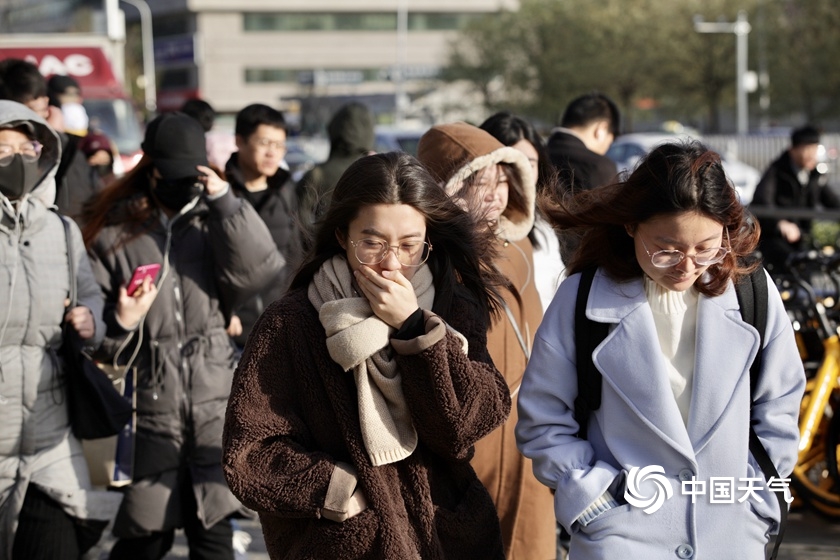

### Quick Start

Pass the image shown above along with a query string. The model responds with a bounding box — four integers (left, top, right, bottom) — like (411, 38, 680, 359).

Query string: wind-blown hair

(291, 151, 506, 320)
(81, 155, 157, 250)
(541, 140, 760, 296)
(479, 111, 554, 195)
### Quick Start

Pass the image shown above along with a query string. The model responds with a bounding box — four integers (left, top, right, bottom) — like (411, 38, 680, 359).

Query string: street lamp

(394, 0, 408, 126)
(693, 11, 751, 134)
(120, 0, 157, 114)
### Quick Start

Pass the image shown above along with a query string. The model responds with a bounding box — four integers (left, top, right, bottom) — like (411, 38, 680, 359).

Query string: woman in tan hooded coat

(417, 123, 557, 560)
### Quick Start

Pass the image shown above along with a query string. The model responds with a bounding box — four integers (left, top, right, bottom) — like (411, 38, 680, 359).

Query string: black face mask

(152, 176, 203, 211)
(0, 155, 41, 200)
(93, 164, 113, 178)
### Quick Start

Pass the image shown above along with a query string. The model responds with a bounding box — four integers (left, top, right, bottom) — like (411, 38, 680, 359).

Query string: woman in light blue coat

(516, 141, 805, 559)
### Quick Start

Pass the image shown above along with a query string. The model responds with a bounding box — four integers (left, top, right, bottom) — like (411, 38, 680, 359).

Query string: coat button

(678, 468, 695, 481)
(676, 544, 694, 558)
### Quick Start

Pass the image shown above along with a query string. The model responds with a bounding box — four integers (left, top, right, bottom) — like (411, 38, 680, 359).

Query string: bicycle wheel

(791, 379, 840, 519)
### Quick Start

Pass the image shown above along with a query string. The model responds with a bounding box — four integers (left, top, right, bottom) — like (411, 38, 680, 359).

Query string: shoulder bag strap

(736, 267, 785, 560)
(574, 267, 608, 439)
(55, 211, 77, 308)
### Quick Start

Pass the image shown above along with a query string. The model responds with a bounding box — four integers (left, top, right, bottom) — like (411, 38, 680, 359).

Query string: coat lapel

(587, 271, 760, 461)
(588, 272, 696, 461)
(688, 287, 758, 449)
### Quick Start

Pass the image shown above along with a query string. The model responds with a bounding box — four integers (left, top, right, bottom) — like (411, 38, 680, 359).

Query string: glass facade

(245, 67, 387, 84)
(242, 12, 484, 32)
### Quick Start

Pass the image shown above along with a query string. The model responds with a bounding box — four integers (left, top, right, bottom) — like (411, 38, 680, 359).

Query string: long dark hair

(81, 155, 157, 250)
(480, 111, 559, 250)
(541, 141, 760, 296)
(291, 152, 506, 320)
(479, 111, 554, 195)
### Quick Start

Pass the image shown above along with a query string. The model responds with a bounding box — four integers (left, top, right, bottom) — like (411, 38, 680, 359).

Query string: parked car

(607, 132, 761, 205)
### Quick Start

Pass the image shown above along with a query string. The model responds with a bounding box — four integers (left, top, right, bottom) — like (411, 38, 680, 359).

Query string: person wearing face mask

(81, 111, 285, 560)
(417, 122, 556, 560)
(0, 100, 124, 559)
(0, 60, 100, 223)
(78, 131, 117, 186)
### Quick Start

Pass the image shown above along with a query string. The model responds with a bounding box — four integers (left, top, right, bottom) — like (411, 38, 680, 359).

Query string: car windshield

(83, 98, 143, 155)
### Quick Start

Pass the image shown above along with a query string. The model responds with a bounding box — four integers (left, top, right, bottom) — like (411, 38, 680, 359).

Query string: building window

(243, 12, 486, 32)
(245, 67, 394, 85)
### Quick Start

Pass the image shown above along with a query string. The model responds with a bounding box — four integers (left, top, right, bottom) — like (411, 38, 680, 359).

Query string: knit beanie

(416, 122, 535, 241)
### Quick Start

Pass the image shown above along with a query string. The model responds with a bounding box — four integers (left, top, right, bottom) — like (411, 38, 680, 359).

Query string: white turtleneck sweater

(644, 276, 700, 426)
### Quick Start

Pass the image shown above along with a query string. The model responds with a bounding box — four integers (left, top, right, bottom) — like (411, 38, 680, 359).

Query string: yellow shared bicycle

(776, 249, 840, 518)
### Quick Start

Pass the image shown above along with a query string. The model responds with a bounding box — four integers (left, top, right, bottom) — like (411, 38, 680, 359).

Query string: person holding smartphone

(81, 112, 285, 560)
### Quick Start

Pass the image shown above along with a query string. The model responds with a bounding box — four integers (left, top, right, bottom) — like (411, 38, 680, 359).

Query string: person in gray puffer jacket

(81, 112, 285, 559)
(0, 100, 122, 559)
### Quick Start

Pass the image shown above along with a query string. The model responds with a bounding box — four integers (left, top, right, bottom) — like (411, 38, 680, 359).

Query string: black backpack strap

(574, 267, 609, 439)
(736, 268, 785, 560)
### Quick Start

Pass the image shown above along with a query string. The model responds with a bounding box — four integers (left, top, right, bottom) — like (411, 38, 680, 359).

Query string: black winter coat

(546, 130, 617, 195)
(226, 154, 303, 346)
(751, 150, 840, 270)
(546, 130, 618, 263)
(88, 189, 285, 535)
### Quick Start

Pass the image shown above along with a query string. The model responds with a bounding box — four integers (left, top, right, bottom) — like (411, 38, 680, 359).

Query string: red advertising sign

(0, 46, 124, 99)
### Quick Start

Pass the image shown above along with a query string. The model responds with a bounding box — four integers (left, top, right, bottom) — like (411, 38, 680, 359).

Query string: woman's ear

(625, 224, 635, 237)
(335, 228, 347, 250)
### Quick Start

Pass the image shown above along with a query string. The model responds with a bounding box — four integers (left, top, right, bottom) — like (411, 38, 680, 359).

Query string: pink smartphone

(126, 263, 161, 296)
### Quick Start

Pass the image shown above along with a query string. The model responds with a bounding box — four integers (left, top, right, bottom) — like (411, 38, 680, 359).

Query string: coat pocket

(277, 508, 380, 560)
(433, 478, 504, 558)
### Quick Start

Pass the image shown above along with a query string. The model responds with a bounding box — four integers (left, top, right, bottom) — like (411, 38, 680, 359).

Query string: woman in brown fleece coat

(222, 152, 511, 560)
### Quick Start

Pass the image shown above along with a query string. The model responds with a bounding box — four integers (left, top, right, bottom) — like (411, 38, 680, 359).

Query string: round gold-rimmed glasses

(640, 230, 730, 268)
(349, 238, 432, 267)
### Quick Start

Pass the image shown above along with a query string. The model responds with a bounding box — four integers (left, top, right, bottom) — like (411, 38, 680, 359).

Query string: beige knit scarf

(308, 255, 435, 466)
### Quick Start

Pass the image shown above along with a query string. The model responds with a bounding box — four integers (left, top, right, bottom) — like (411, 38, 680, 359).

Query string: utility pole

(120, 0, 156, 114)
(394, 0, 408, 126)
(693, 11, 752, 134)
(103, 0, 126, 85)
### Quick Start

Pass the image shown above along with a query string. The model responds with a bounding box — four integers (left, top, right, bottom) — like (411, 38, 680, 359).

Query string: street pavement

(91, 504, 838, 559)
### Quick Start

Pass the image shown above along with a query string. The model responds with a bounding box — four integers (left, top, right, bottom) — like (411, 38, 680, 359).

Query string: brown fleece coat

(222, 286, 510, 560)
(471, 238, 557, 560)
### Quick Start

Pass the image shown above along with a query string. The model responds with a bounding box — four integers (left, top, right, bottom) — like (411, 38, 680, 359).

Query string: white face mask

(61, 103, 89, 134)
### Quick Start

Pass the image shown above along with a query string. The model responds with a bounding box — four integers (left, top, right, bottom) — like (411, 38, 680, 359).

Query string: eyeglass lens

(0, 142, 42, 166)
(353, 239, 430, 266)
(650, 248, 728, 267)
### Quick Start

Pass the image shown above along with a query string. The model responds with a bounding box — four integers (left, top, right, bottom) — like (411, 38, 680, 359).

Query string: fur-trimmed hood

(417, 122, 535, 241)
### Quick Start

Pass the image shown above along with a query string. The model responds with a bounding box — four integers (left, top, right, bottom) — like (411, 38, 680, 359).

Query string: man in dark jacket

(225, 103, 302, 346)
(547, 92, 620, 195)
(296, 101, 374, 236)
(751, 124, 840, 272)
(547, 92, 620, 263)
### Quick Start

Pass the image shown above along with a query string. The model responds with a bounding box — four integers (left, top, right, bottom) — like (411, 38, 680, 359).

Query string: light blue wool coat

(516, 268, 805, 560)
